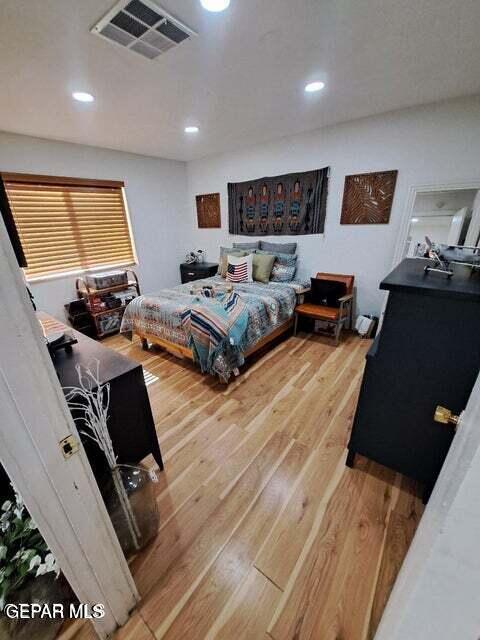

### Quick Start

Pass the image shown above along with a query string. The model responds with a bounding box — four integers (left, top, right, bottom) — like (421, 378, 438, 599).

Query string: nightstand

(180, 261, 219, 284)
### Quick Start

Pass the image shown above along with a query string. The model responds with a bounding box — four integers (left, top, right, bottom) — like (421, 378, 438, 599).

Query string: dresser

(39, 313, 164, 475)
(180, 261, 219, 283)
(347, 258, 480, 499)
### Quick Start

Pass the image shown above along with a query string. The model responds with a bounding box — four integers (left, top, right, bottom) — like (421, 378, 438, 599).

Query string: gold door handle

(434, 405, 460, 427)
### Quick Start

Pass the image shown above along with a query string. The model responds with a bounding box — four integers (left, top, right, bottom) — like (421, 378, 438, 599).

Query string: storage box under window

(85, 270, 128, 290)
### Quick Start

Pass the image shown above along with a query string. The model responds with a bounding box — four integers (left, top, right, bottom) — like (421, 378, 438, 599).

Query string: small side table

(180, 262, 219, 284)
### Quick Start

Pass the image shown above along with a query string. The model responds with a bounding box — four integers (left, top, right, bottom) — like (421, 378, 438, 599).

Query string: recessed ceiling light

(305, 81, 325, 93)
(200, 0, 230, 12)
(411, 218, 419, 223)
(72, 91, 95, 103)
(185, 126, 199, 133)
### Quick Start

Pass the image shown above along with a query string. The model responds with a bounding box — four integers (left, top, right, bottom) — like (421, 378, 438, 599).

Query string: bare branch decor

(64, 361, 159, 555)
(340, 170, 398, 225)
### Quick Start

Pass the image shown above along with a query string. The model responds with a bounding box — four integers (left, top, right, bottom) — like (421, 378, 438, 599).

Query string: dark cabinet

(347, 258, 480, 498)
(40, 313, 164, 474)
(180, 262, 218, 284)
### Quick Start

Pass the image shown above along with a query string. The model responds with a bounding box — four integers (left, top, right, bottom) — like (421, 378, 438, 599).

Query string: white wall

(0, 132, 188, 318)
(185, 96, 480, 316)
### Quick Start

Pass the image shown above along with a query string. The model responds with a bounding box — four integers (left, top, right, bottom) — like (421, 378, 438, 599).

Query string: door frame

(392, 180, 480, 267)
(375, 372, 480, 638)
(0, 218, 139, 637)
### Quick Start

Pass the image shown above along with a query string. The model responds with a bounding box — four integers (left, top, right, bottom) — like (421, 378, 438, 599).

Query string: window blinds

(2, 173, 136, 280)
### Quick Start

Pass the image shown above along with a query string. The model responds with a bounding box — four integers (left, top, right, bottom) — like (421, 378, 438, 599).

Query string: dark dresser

(180, 261, 218, 284)
(39, 313, 164, 475)
(347, 258, 480, 498)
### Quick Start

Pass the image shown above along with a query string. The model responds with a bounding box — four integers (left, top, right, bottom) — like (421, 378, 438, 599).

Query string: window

(2, 173, 137, 280)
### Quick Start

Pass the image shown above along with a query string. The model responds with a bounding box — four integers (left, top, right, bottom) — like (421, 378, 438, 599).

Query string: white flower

(26, 518, 37, 531)
(0, 546, 6, 561)
(28, 555, 41, 572)
(35, 553, 58, 577)
(0, 512, 10, 533)
(1, 501, 12, 512)
(13, 490, 24, 510)
(45, 553, 58, 574)
(13, 507, 24, 519)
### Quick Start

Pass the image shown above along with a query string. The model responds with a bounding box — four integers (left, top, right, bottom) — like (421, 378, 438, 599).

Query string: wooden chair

(294, 273, 355, 345)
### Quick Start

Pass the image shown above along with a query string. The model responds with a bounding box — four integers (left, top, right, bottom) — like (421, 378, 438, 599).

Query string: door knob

(434, 405, 460, 427)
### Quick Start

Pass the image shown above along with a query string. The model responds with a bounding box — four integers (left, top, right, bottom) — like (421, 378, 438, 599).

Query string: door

(465, 190, 480, 246)
(447, 206, 467, 245)
(375, 370, 480, 639)
(0, 218, 138, 637)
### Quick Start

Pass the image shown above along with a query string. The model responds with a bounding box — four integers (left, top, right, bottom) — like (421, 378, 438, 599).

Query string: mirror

(404, 188, 480, 258)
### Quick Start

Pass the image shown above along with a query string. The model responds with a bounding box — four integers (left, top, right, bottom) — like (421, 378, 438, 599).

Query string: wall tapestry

(340, 170, 398, 225)
(228, 167, 329, 236)
(196, 192, 221, 228)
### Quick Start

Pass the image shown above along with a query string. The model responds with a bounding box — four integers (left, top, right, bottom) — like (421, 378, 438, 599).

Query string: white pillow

(226, 253, 253, 283)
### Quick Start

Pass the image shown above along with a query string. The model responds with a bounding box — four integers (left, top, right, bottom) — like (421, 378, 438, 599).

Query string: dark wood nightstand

(180, 262, 219, 284)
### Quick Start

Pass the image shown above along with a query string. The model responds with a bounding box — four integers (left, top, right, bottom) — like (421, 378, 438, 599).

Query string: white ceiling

(1, 0, 480, 162)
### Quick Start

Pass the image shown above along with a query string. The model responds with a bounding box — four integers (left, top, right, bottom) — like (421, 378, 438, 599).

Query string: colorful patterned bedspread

(121, 276, 307, 378)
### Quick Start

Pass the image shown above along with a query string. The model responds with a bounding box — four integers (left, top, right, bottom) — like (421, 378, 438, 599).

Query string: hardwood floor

(69, 331, 424, 640)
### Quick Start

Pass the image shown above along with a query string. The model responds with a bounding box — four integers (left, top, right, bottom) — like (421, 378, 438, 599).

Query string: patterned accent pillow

(255, 249, 297, 282)
(218, 247, 247, 277)
(233, 241, 260, 250)
(260, 240, 297, 255)
(226, 254, 253, 283)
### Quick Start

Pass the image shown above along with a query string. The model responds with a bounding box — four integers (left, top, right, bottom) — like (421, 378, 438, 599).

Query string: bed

(120, 275, 308, 380)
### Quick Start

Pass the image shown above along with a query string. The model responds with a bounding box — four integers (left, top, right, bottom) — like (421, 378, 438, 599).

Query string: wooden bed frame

(134, 318, 294, 364)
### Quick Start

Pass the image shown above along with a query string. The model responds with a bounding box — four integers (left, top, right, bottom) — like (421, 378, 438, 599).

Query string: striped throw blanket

(181, 291, 249, 380)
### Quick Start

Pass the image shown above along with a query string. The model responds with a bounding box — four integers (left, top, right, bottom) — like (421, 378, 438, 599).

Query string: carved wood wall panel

(340, 170, 398, 225)
(196, 193, 221, 228)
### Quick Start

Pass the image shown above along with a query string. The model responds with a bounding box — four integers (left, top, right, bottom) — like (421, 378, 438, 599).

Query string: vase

(0, 574, 75, 640)
(104, 464, 159, 558)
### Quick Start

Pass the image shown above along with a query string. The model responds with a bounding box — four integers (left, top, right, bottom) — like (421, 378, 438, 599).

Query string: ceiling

(1, 0, 480, 162)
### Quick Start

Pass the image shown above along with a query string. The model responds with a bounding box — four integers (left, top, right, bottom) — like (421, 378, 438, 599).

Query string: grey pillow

(260, 240, 297, 255)
(255, 249, 297, 282)
(233, 241, 260, 250)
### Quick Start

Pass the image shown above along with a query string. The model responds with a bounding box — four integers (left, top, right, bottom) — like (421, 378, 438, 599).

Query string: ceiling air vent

(91, 0, 197, 60)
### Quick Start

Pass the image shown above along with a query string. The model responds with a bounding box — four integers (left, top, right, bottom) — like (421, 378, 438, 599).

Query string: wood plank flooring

(68, 331, 424, 640)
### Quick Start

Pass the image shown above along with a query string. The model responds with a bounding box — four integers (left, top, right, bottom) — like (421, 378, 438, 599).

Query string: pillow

(226, 254, 253, 283)
(252, 252, 275, 284)
(233, 241, 260, 250)
(310, 278, 347, 308)
(260, 240, 297, 255)
(255, 249, 297, 282)
(218, 247, 247, 277)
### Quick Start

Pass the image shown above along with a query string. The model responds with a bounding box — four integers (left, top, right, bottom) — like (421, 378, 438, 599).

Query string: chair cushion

(310, 278, 347, 308)
(295, 303, 340, 321)
(260, 240, 297, 255)
(252, 252, 275, 283)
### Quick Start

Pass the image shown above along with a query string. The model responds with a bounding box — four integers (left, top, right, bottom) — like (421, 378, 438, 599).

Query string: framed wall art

(196, 192, 221, 229)
(340, 170, 398, 225)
